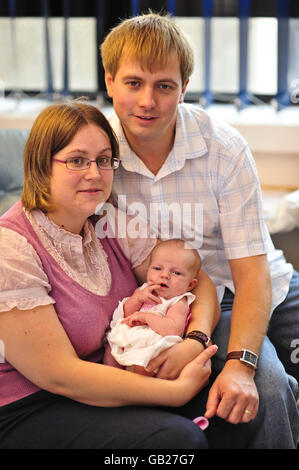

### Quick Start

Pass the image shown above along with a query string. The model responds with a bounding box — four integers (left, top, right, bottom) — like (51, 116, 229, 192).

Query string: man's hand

(205, 360, 259, 424)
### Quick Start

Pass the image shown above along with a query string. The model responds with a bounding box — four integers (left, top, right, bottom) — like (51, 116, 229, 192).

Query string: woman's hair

(21, 101, 119, 213)
(100, 12, 194, 85)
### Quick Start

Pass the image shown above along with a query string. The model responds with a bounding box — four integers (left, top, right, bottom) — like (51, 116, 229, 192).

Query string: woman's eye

(70, 157, 84, 165)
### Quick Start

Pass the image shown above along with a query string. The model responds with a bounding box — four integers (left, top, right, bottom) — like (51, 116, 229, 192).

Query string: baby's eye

(153, 266, 161, 271)
(173, 271, 181, 276)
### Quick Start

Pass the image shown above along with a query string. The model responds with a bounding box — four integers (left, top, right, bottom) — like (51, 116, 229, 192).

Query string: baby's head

(147, 239, 201, 299)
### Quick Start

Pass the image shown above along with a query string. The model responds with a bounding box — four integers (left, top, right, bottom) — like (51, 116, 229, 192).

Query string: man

(100, 12, 299, 448)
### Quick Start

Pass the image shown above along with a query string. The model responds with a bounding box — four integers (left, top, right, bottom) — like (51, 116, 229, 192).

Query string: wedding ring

(244, 409, 253, 415)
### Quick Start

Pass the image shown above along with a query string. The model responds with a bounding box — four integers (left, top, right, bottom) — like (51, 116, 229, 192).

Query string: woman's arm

(0, 304, 217, 408)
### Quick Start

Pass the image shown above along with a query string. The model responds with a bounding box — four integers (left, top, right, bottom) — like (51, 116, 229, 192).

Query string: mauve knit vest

(0, 201, 138, 406)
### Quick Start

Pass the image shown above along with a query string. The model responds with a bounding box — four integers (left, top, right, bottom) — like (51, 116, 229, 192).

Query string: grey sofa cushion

(0, 188, 22, 216)
(0, 129, 29, 191)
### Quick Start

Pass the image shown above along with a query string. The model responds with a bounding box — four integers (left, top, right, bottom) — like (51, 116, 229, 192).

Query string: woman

(0, 102, 245, 449)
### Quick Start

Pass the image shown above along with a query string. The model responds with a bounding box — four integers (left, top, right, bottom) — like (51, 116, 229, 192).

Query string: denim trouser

(212, 270, 299, 449)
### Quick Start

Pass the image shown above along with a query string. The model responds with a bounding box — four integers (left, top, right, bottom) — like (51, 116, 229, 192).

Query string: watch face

(243, 350, 258, 366)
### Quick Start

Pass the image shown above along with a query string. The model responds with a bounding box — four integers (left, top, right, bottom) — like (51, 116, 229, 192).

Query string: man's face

(105, 52, 189, 150)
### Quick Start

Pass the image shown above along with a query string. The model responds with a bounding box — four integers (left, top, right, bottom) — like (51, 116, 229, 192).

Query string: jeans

(212, 270, 299, 449)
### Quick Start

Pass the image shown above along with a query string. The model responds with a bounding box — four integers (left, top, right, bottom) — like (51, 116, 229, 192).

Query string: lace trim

(25, 210, 112, 296)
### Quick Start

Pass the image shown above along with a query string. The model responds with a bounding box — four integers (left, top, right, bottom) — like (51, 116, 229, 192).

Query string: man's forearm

(228, 255, 272, 356)
(187, 269, 220, 337)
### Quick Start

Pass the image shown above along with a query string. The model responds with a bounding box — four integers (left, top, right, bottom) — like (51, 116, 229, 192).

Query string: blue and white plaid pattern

(110, 104, 293, 311)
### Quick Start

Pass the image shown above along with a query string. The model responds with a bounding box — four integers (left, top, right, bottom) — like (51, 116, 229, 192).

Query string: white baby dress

(107, 284, 195, 367)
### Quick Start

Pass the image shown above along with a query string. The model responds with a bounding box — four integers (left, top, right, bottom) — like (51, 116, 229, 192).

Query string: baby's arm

(123, 298, 189, 337)
(123, 283, 161, 318)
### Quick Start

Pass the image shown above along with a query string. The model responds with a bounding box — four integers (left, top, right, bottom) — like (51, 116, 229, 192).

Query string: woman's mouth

(78, 188, 102, 194)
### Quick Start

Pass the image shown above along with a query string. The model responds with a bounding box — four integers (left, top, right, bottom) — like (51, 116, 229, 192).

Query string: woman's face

(48, 123, 114, 233)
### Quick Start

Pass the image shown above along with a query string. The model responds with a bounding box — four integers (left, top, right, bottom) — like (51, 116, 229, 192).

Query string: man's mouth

(136, 115, 155, 121)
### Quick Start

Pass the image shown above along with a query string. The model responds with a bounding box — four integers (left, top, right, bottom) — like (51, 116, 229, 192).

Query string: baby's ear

(188, 278, 198, 291)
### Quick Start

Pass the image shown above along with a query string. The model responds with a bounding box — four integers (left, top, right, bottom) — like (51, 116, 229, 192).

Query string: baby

(106, 239, 202, 376)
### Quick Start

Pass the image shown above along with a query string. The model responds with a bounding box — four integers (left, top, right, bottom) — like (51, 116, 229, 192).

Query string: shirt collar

(111, 104, 208, 180)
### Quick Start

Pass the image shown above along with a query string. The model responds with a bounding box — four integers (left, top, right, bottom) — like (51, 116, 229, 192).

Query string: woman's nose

(85, 161, 102, 178)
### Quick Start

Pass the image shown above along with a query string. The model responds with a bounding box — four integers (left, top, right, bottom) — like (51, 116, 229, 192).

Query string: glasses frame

(52, 156, 121, 171)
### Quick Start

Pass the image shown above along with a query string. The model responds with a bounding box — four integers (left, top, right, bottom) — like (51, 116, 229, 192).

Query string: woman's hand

(173, 345, 218, 406)
(146, 337, 206, 379)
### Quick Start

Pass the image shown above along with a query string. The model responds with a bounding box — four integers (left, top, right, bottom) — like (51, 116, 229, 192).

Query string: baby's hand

(122, 312, 148, 327)
(134, 283, 162, 305)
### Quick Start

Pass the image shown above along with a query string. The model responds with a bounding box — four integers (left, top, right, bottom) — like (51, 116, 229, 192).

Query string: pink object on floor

(192, 416, 209, 430)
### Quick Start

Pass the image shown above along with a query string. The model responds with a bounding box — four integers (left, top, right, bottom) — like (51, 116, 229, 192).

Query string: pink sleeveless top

(0, 202, 138, 406)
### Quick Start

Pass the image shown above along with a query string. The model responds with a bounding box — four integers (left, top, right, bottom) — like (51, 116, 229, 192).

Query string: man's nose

(138, 86, 156, 108)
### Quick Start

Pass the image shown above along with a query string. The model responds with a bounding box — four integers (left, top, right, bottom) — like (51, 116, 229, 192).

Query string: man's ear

(179, 78, 189, 103)
(105, 71, 114, 98)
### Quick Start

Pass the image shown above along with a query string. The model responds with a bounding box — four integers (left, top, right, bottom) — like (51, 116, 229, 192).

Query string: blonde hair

(100, 12, 194, 85)
(22, 101, 119, 213)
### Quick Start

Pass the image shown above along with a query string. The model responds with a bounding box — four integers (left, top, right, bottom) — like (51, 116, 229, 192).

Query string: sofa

(0, 129, 28, 215)
(0, 128, 298, 270)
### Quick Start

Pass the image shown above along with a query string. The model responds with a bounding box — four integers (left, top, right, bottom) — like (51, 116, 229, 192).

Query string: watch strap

(226, 349, 258, 370)
(184, 330, 212, 349)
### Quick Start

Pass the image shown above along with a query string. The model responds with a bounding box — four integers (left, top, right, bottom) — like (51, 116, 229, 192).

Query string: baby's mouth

(160, 283, 168, 288)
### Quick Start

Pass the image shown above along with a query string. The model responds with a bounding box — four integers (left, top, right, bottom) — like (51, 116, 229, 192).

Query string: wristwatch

(226, 349, 259, 370)
(185, 330, 212, 349)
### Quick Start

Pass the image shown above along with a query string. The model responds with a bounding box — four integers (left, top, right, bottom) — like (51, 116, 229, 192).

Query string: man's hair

(22, 101, 119, 213)
(100, 12, 194, 85)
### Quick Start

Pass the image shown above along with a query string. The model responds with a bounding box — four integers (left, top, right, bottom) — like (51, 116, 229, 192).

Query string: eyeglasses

(52, 156, 121, 171)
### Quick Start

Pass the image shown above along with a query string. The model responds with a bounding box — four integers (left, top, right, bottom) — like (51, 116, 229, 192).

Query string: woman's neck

(46, 210, 85, 235)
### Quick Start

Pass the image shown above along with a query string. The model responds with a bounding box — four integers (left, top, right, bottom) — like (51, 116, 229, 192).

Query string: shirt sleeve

(218, 145, 273, 259)
(0, 227, 55, 312)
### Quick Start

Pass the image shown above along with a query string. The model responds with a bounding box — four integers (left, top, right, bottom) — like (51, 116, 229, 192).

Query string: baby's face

(147, 245, 197, 299)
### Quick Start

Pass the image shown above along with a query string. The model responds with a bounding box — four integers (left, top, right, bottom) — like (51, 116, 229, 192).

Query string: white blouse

(0, 208, 156, 312)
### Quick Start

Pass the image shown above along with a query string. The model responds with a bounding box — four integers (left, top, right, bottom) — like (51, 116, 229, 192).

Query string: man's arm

(205, 254, 272, 424)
